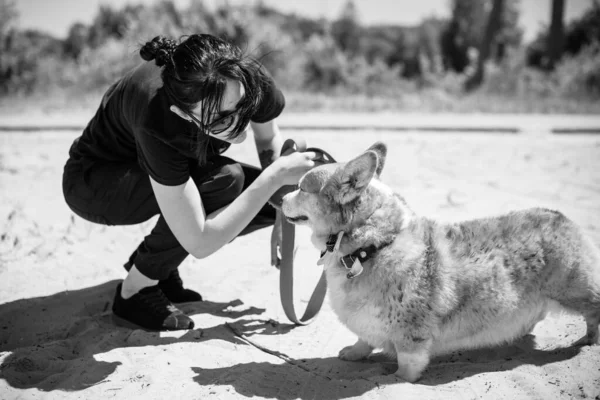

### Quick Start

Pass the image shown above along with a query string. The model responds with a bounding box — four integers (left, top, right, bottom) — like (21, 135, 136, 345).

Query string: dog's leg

(338, 338, 374, 361)
(392, 339, 431, 383)
(573, 311, 600, 346)
(574, 238, 600, 346)
(549, 258, 600, 346)
(544, 225, 600, 346)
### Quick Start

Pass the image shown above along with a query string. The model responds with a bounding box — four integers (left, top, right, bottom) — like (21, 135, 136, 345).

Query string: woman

(62, 34, 317, 331)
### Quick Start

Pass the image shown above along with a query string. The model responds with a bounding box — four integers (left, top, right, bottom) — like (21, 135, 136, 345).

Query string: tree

(418, 18, 445, 75)
(440, 0, 521, 72)
(440, 19, 470, 72)
(526, 0, 600, 69)
(547, 0, 565, 69)
(464, 0, 505, 91)
(64, 22, 88, 59)
(0, 0, 18, 93)
(495, 0, 523, 61)
(87, 5, 129, 49)
(331, 0, 361, 56)
(440, 0, 486, 73)
(564, 0, 600, 55)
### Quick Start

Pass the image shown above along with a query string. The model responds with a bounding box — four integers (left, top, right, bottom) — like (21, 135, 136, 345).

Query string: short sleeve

(134, 128, 190, 186)
(250, 70, 286, 124)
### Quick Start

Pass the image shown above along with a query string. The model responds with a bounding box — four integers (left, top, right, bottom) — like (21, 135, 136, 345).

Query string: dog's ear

(321, 151, 378, 204)
(366, 142, 387, 177)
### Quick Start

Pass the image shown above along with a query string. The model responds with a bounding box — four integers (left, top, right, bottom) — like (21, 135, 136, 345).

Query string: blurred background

(1, 0, 599, 114)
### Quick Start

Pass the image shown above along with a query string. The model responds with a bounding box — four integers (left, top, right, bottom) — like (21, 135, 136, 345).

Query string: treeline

(0, 0, 599, 110)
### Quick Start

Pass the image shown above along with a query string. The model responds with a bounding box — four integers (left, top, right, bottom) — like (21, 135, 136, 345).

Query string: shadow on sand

(0, 280, 275, 392)
(190, 335, 582, 400)
(0, 280, 582, 398)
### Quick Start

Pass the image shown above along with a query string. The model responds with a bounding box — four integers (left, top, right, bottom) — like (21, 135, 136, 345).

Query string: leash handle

(275, 138, 336, 325)
(306, 147, 336, 165)
(268, 138, 307, 210)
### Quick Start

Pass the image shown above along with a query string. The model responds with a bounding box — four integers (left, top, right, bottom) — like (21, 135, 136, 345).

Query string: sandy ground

(1, 120, 600, 399)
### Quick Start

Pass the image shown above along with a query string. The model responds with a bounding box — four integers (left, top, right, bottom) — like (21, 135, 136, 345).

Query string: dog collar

(321, 232, 392, 279)
(325, 234, 341, 252)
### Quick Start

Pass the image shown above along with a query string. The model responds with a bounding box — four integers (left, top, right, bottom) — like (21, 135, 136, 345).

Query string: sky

(14, 0, 595, 42)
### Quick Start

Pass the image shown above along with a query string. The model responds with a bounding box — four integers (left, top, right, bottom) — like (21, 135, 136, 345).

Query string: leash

(269, 138, 336, 325)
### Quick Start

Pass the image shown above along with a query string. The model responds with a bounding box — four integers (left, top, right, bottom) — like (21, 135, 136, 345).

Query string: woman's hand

(271, 151, 317, 186)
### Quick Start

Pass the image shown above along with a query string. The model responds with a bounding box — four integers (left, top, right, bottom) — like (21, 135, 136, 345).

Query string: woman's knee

(196, 162, 245, 211)
(212, 162, 245, 198)
(62, 159, 157, 226)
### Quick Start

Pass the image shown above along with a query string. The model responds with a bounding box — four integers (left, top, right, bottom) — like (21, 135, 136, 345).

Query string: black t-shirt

(70, 61, 285, 186)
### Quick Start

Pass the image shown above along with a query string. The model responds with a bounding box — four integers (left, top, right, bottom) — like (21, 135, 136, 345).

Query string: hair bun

(140, 36, 177, 67)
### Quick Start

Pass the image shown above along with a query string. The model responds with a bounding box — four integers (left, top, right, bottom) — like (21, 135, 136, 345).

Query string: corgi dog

(281, 141, 600, 382)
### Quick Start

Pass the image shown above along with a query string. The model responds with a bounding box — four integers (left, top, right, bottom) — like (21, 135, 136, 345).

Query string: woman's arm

(251, 119, 286, 266)
(150, 150, 314, 260)
(251, 119, 284, 169)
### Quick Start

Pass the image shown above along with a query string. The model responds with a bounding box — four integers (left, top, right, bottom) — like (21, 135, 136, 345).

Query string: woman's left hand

(270, 210, 283, 268)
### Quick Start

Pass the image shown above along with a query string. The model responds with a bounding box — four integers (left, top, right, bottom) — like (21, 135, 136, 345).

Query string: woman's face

(192, 78, 247, 144)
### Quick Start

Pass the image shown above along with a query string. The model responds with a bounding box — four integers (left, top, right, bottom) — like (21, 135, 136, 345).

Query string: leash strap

(275, 138, 336, 325)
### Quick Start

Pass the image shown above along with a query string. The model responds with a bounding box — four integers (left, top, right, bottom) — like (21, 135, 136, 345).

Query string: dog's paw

(572, 330, 600, 347)
(394, 368, 421, 383)
(338, 344, 372, 361)
(393, 349, 429, 383)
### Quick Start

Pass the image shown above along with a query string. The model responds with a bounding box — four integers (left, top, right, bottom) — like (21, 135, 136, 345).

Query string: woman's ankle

(121, 265, 158, 299)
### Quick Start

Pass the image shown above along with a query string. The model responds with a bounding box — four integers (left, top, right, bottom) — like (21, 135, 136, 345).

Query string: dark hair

(140, 34, 265, 149)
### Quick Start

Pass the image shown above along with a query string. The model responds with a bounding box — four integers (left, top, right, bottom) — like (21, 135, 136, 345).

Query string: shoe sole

(111, 313, 194, 332)
(111, 313, 156, 331)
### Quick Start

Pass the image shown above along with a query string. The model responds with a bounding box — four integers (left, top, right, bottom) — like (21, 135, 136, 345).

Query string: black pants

(62, 153, 276, 280)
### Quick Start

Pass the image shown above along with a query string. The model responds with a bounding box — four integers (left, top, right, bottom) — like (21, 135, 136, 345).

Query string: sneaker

(158, 269, 203, 303)
(112, 283, 195, 331)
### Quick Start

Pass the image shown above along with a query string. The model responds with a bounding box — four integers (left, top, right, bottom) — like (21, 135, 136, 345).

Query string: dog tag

(346, 258, 363, 279)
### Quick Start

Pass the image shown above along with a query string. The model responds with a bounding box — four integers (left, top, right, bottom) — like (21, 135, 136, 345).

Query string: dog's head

(281, 142, 388, 239)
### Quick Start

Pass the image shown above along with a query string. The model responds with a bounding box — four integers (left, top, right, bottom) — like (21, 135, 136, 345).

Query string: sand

(1, 120, 600, 399)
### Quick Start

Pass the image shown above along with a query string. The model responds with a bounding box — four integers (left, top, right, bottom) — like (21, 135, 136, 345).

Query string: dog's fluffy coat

(281, 142, 600, 382)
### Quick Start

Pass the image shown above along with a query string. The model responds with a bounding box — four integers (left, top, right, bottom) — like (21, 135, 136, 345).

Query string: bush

(555, 42, 600, 98)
